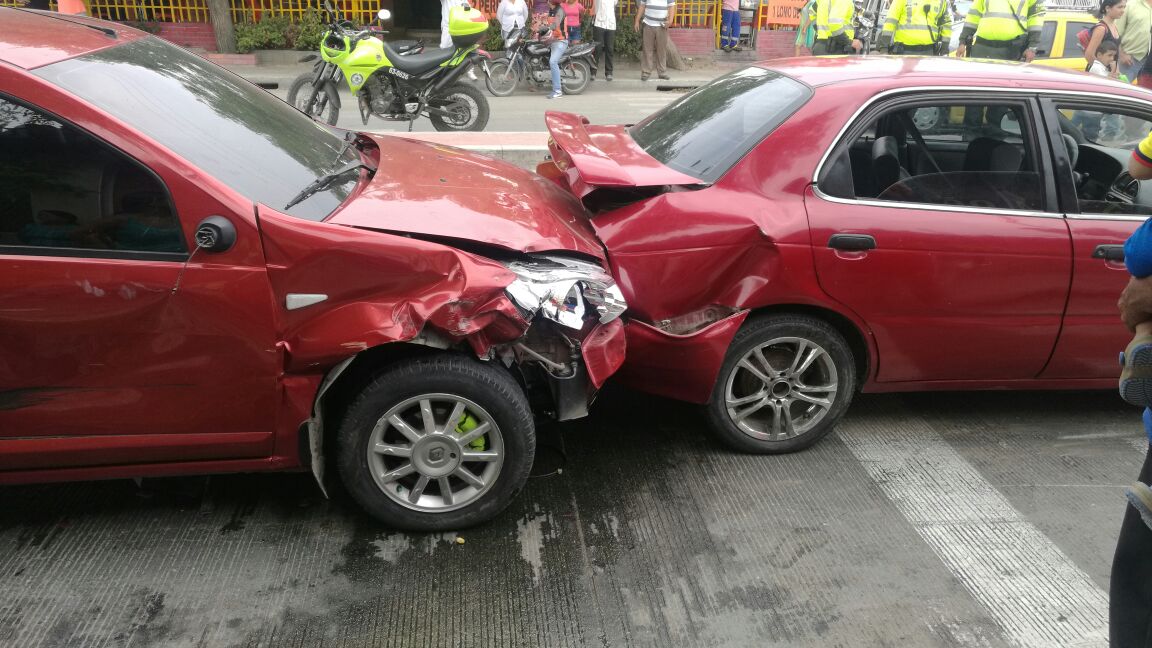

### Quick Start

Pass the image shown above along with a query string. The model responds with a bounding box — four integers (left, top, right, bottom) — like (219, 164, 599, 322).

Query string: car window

(0, 94, 186, 257)
(820, 101, 1043, 212)
(34, 37, 360, 222)
(1062, 21, 1093, 58)
(1037, 20, 1058, 58)
(628, 66, 812, 183)
(1056, 102, 1152, 216)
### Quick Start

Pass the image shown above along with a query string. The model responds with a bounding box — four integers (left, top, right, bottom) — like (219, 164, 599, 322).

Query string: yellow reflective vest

(960, 0, 1046, 46)
(879, 0, 952, 47)
(815, 0, 856, 40)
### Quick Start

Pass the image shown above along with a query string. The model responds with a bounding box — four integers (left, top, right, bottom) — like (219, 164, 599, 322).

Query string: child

(1088, 40, 1119, 77)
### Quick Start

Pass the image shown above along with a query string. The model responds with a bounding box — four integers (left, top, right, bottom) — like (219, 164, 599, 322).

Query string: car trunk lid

(543, 111, 706, 206)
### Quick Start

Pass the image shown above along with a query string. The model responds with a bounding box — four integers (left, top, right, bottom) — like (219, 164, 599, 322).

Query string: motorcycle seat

(568, 42, 595, 57)
(383, 42, 458, 76)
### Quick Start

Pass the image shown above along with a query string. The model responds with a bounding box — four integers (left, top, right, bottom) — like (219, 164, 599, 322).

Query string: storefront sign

(762, 0, 807, 26)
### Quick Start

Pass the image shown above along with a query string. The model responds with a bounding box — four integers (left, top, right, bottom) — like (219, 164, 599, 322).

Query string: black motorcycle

(484, 28, 594, 97)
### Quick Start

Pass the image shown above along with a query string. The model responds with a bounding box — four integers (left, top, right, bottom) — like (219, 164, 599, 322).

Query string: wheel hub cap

(412, 435, 462, 478)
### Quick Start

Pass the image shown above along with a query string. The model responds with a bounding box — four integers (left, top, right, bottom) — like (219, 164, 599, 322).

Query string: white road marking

(840, 415, 1109, 648)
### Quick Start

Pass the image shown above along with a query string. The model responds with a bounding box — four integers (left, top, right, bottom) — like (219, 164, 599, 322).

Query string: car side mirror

(194, 216, 236, 253)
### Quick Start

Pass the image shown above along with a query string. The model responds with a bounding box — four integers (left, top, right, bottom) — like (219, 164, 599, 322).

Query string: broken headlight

(503, 255, 627, 330)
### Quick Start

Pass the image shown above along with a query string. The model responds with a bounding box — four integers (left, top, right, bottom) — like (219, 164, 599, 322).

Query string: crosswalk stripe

(840, 413, 1109, 648)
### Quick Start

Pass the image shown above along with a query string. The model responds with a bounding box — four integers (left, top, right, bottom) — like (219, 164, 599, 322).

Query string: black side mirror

(194, 216, 236, 253)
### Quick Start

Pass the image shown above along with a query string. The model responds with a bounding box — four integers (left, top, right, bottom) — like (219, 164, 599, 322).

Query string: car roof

(0, 8, 145, 70)
(762, 55, 1152, 96)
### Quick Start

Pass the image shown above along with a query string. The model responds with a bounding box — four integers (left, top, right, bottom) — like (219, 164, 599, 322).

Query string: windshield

(35, 37, 360, 221)
(628, 67, 812, 183)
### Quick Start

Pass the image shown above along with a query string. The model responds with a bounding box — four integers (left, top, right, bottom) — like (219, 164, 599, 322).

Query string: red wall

(151, 22, 218, 51)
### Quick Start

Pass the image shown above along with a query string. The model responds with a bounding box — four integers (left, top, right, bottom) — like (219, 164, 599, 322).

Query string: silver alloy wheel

(366, 393, 503, 513)
(724, 336, 839, 441)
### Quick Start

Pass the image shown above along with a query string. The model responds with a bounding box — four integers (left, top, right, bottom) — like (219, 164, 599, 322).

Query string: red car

(0, 9, 626, 530)
(539, 57, 1151, 453)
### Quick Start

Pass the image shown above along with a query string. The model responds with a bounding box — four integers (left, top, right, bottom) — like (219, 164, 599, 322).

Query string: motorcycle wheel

(287, 73, 339, 126)
(560, 60, 591, 95)
(485, 60, 519, 97)
(428, 84, 490, 132)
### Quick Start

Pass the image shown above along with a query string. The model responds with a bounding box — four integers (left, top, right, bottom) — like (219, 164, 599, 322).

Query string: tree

(206, 0, 237, 54)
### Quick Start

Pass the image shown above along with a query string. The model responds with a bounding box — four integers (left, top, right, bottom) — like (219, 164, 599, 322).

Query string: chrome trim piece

(811, 185, 1062, 218)
(1067, 213, 1149, 222)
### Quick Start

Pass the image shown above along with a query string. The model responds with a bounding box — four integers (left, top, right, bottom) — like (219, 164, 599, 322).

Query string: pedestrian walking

(955, 0, 1046, 61)
(634, 0, 676, 81)
(497, 0, 530, 41)
(721, 0, 742, 51)
(811, 0, 861, 54)
(877, 0, 951, 54)
(591, 0, 618, 80)
(1084, 0, 1125, 72)
(1109, 136, 1152, 648)
(1117, 0, 1152, 80)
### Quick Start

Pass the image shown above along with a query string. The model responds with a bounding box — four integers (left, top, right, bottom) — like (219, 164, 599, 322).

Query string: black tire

(485, 60, 519, 97)
(336, 354, 535, 531)
(286, 72, 339, 126)
(560, 59, 591, 95)
(706, 314, 856, 454)
(428, 83, 490, 132)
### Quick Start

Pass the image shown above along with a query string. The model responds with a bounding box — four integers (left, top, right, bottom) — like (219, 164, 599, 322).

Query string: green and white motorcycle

(287, 1, 492, 131)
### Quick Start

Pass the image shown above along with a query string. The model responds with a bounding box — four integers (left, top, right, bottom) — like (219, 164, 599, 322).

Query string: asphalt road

(0, 387, 1143, 648)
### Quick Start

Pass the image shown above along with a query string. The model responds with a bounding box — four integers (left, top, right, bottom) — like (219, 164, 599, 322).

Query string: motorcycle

(286, 0, 493, 132)
(484, 28, 594, 97)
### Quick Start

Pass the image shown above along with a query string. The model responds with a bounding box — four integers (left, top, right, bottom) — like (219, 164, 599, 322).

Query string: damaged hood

(327, 134, 604, 260)
(543, 111, 705, 199)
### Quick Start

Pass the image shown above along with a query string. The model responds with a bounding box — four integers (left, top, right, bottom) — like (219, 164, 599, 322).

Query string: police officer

(956, 0, 1046, 61)
(812, 0, 863, 54)
(878, 0, 952, 54)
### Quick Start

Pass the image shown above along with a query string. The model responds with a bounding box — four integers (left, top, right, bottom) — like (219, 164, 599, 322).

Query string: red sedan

(540, 57, 1149, 453)
(0, 9, 626, 530)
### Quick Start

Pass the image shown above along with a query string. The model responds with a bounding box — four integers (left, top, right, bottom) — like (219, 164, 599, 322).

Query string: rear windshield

(629, 67, 812, 183)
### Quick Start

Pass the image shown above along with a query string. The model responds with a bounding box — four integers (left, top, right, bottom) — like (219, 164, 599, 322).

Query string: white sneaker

(549, 91, 563, 99)
(467, 68, 478, 81)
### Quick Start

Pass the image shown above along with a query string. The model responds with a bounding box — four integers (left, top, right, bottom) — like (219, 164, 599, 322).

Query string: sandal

(1119, 334, 1152, 406)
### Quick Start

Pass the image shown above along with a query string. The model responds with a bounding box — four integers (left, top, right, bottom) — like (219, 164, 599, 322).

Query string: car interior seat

(964, 137, 1024, 173)
(872, 135, 910, 194)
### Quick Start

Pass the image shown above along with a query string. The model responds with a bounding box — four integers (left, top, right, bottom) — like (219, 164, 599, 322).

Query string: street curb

(386, 132, 549, 170)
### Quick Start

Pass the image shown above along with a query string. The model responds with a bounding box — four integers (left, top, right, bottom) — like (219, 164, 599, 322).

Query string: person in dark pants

(591, 0, 617, 80)
(1111, 135, 1152, 648)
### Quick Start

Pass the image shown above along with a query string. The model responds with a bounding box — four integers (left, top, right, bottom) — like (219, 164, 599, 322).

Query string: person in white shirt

(1091, 40, 1120, 76)
(441, 0, 468, 49)
(497, 0, 530, 41)
(591, 0, 617, 80)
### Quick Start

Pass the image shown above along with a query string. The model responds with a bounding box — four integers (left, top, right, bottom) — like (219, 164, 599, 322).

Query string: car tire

(706, 314, 856, 454)
(336, 354, 535, 531)
(286, 73, 339, 126)
(428, 84, 490, 132)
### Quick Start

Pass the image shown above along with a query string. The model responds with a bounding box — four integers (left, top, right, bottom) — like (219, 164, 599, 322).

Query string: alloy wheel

(724, 336, 839, 441)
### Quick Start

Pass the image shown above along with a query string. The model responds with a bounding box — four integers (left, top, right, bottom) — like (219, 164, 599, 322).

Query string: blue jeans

(1121, 52, 1148, 81)
(550, 40, 568, 94)
(721, 9, 740, 47)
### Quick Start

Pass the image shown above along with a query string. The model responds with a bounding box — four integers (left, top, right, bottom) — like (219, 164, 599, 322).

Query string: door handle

(828, 234, 877, 251)
(1092, 244, 1125, 262)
